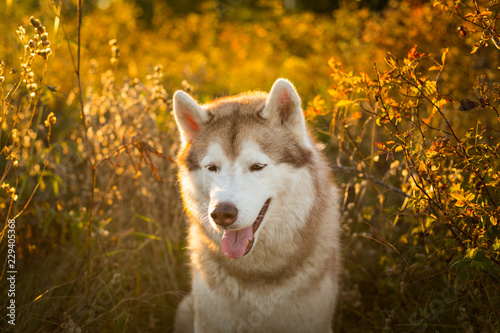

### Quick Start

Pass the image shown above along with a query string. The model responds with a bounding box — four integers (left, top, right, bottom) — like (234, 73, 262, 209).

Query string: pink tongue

(221, 225, 253, 259)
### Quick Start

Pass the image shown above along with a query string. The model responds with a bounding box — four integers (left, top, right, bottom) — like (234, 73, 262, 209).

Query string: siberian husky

(173, 79, 341, 333)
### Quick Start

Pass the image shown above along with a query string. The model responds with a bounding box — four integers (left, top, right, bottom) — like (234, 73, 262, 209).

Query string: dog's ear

(173, 90, 209, 143)
(261, 78, 307, 139)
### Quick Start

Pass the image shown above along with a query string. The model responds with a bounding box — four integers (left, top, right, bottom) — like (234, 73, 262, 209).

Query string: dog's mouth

(221, 198, 271, 259)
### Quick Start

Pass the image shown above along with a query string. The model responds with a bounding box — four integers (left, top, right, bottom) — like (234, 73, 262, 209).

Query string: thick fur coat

(173, 79, 341, 333)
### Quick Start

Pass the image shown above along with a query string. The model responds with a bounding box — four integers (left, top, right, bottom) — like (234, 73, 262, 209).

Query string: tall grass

(0, 0, 499, 332)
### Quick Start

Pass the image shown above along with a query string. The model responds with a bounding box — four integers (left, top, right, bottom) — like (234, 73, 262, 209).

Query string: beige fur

(173, 79, 341, 332)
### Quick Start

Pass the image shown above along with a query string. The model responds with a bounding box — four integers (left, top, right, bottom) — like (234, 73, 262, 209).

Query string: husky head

(173, 79, 314, 259)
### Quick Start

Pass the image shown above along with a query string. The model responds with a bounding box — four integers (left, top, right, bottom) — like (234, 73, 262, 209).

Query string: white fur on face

(184, 140, 315, 253)
(200, 142, 274, 232)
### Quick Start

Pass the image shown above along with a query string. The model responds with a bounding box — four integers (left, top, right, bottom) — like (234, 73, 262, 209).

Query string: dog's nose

(210, 202, 238, 227)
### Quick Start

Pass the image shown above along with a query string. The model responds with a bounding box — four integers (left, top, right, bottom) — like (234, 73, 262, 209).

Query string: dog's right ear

(173, 90, 209, 144)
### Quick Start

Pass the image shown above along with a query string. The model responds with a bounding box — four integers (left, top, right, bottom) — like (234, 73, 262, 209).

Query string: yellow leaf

(335, 99, 354, 108)
(450, 192, 465, 202)
(327, 89, 340, 99)
(435, 98, 449, 108)
(360, 72, 372, 84)
(313, 95, 325, 106)
(441, 47, 449, 65)
(490, 216, 498, 226)
(464, 193, 475, 201)
(328, 57, 340, 70)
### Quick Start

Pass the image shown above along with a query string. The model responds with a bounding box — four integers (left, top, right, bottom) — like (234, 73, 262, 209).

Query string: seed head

(154, 65, 163, 75)
(109, 40, 119, 65)
(28, 82, 38, 91)
(182, 80, 193, 93)
(46, 85, 58, 92)
(29, 16, 45, 34)
(44, 112, 56, 127)
(30, 16, 40, 28)
(16, 26, 26, 41)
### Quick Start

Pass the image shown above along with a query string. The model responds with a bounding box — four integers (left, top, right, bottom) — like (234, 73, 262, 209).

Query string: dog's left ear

(261, 78, 307, 139)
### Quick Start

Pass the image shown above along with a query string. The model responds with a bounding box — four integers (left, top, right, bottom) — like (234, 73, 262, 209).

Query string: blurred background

(0, 0, 499, 332)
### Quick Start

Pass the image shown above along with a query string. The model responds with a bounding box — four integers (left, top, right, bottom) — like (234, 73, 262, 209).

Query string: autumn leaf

(459, 99, 480, 111)
(335, 99, 354, 108)
(441, 47, 449, 65)
(470, 44, 480, 55)
(491, 216, 498, 226)
(457, 26, 467, 37)
(328, 57, 342, 70)
(386, 151, 394, 161)
(374, 141, 386, 150)
(408, 45, 424, 60)
(360, 72, 372, 84)
(360, 100, 374, 113)
(429, 65, 442, 71)
(351, 111, 362, 120)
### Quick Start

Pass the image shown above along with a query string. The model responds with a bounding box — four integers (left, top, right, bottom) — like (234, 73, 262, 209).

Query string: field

(0, 0, 499, 332)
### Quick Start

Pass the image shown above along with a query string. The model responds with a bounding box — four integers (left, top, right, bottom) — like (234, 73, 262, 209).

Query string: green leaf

(473, 250, 487, 262)
(450, 258, 470, 270)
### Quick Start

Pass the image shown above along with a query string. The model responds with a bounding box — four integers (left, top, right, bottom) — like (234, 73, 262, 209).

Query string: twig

(332, 164, 412, 198)
(74, 0, 96, 306)
(363, 221, 410, 267)
(402, 77, 459, 142)
(86, 166, 96, 303)
(13, 164, 46, 220)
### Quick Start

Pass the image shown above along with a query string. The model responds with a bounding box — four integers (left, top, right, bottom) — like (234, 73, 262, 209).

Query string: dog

(173, 78, 341, 332)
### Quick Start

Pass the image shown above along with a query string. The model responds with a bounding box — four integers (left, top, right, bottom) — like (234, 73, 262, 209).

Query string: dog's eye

(206, 164, 219, 172)
(249, 163, 266, 172)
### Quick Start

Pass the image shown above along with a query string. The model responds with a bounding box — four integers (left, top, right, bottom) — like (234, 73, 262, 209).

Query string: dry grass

(0, 1, 499, 332)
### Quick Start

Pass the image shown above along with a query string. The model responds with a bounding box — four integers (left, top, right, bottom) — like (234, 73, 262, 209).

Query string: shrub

(1, 1, 499, 332)
(307, 1, 500, 330)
